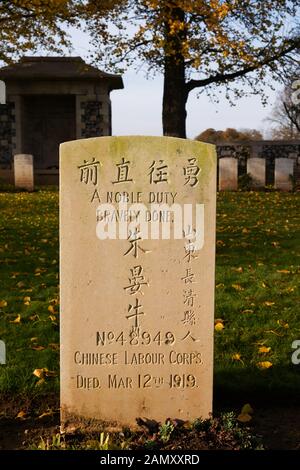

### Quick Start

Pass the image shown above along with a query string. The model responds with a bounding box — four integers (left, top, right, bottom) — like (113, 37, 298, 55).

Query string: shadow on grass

(214, 364, 300, 408)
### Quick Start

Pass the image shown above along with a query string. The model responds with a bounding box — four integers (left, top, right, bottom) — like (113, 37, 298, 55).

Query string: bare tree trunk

(162, 3, 188, 139)
(163, 57, 188, 138)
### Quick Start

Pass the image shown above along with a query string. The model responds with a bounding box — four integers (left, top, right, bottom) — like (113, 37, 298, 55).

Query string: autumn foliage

(82, 0, 300, 136)
(1, 1, 299, 136)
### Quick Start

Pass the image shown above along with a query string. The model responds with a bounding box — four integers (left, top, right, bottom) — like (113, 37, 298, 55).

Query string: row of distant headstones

(219, 157, 296, 191)
(12, 154, 297, 192)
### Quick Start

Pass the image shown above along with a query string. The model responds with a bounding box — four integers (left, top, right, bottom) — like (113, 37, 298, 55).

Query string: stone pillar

(75, 95, 83, 139)
(10, 95, 21, 154)
(0, 101, 15, 167)
(77, 94, 110, 139)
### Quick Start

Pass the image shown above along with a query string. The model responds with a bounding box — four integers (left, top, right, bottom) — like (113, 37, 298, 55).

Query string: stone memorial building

(0, 56, 123, 184)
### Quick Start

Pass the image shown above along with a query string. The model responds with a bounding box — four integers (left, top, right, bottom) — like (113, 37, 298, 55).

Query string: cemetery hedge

(0, 188, 299, 411)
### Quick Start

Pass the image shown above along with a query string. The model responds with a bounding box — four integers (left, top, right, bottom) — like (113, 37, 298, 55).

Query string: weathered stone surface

(247, 158, 266, 188)
(219, 157, 238, 191)
(0, 81, 5, 104)
(0, 339, 5, 364)
(14, 154, 34, 191)
(274, 158, 294, 191)
(60, 136, 216, 429)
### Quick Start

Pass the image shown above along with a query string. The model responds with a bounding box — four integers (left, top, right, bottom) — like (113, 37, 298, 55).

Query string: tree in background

(1, 1, 299, 138)
(195, 128, 263, 143)
(82, 0, 300, 137)
(266, 73, 300, 140)
(0, 0, 78, 64)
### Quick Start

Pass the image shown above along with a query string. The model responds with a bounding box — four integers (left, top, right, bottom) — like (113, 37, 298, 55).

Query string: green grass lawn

(0, 190, 299, 404)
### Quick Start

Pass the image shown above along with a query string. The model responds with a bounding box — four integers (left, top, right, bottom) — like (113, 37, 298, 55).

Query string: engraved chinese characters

(60, 136, 216, 429)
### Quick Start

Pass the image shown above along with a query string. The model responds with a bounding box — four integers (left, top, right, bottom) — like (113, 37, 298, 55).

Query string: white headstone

(247, 158, 265, 188)
(0, 340, 6, 365)
(60, 136, 217, 430)
(219, 158, 238, 190)
(274, 158, 294, 191)
(14, 154, 34, 191)
(0, 81, 6, 104)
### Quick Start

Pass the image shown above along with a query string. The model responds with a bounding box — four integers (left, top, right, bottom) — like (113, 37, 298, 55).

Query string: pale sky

(70, 28, 280, 139)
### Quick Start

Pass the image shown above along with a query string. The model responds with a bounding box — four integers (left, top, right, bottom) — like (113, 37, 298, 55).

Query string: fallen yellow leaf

(277, 320, 289, 329)
(264, 301, 275, 307)
(0, 300, 7, 308)
(10, 314, 21, 324)
(16, 411, 27, 420)
(30, 345, 45, 351)
(285, 287, 294, 293)
(38, 411, 54, 419)
(259, 346, 271, 354)
(33, 368, 45, 379)
(257, 361, 273, 369)
(33, 368, 57, 379)
(237, 413, 252, 423)
(215, 322, 224, 331)
(232, 267, 243, 273)
(48, 305, 55, 314)
(276, 269, 290, 274)
(232, 353, 241, 361)
(232, 284, 244, 291)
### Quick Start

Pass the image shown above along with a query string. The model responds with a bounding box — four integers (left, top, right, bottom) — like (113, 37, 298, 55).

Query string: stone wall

(0, 102, 15, 168)
(1, 136, 300, 188)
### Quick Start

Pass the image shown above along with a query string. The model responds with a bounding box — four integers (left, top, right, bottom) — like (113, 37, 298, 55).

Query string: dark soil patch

(0, 395, 300, 450)
(253, 407, 300, 450)
(0, 393, 59, 450)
